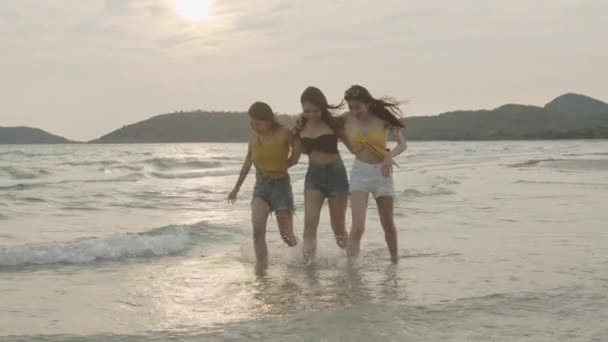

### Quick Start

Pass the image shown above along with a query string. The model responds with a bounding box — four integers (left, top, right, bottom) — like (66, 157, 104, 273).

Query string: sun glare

(173, 0, 213, 21)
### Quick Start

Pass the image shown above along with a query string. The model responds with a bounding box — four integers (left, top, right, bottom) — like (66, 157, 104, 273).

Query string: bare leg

(328, 195, 349, 249)
(251, 198, 270, 270)
(376, 196, 398, 263)
(347, 191, 369, 260)
(276, 210, 297, 247)
(303, 190, 325, 261)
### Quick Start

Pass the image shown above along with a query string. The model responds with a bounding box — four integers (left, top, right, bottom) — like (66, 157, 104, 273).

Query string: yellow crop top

(251, 133, 289, 174)
(348, 127, 389, 159)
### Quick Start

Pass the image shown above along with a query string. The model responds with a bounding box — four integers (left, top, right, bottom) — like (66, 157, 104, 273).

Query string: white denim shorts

(350, 159, 394, 198)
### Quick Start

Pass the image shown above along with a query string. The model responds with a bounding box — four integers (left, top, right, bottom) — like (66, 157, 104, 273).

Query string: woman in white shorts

(342, 85, 408, 263)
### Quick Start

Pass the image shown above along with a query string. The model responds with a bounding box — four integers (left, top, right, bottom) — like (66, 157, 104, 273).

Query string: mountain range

(1, 93, 607, 144)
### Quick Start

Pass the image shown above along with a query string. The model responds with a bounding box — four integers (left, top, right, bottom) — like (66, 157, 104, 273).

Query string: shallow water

(1, 141, 607, 341)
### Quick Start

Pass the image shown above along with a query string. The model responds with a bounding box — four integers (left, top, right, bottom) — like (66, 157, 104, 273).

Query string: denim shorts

(253, 173, 295, 212)
(304, 158, 349, 198)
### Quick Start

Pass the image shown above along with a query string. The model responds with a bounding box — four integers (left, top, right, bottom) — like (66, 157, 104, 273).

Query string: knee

(330, 216, 345, 231)
(352, 218, 365, 230)
(304, 216, 319, 237)
(382, 221, 397, 237)
(380, 214, 396, 230)
(384, 227, 397, 238)
(303, 228, 316, 240)
(253, 228, 266, 242)
(350, 224, 365, 239)
(304, 217, 319, 231)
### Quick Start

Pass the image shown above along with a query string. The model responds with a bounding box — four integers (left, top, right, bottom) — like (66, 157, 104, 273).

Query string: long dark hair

(248, 101, 281, 130)
(296, 86, 344, 136)
(344, 85, 405, 128)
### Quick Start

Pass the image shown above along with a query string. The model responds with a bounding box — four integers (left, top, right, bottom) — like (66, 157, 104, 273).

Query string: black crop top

(300, 134, 339, 155)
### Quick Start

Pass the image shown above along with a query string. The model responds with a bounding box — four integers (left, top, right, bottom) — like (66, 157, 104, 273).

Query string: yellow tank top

(348, 127, 389, 159)
(251, 133, 289, 174)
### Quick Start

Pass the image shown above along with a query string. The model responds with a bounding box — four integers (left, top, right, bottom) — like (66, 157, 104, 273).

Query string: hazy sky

(1, 0, 606, 140)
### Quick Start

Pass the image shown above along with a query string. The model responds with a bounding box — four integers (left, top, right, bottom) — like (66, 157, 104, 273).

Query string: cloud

(0, 0, 606, 140)
(0, 9, 21, 23)
(104, 0, 171, 17)
(104, 0, 133, 14)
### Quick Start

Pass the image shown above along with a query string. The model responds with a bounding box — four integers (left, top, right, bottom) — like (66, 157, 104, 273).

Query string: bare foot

(347, 255, 360, 269)
(334, 232, 349, 249)
(255, 260, 268, 276)
(303, 238, 316, 263)
(280, 232, 298, 247)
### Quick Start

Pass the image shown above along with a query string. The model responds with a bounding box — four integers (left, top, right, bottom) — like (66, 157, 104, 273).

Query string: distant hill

(90, 111, 296, 143)
(0, 127, 76, 144)
(545, 93, 608, 115)
(5, 93, 607, 144)
(406, 102, 608, 140)
(92, 93, 608, 143)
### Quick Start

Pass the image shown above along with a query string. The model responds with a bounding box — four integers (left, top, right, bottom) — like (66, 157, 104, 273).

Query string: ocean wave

(61, 205, 101, 211)
(19, 197, 47, 203)
(509, 159, 556, 167)
(99, 165, 144, 173)
(514, 180, 608, 186)
(543, 159, 608, 170)
(510, 158, 608, 171)
(0, 173, 145, 191)
(563, 152, 608, 157)
(211, 156, 241, 161)
(0, 213, 8, 220)
(82, 172, 147, 183)
(400, 186, 456, 198)
(144, 157, 221, 171)
(118, 151, 154, 157)
(0, 222, 239, 268)
(0, 183, 48, 191)
(149, 169, 234, 179)
(365, 247, 462, 260)
(60, 160, 124, 167)
(0, 151, 49, 158)
(0, 166, 51, 180)
(60, 160, 149, 174)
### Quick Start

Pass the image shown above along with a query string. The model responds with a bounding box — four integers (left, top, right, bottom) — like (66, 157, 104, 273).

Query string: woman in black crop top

(294, 86, 350, 262)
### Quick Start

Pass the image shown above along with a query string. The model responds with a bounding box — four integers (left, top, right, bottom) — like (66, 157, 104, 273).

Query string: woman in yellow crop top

(341, 85, 408, 264)
(228, 102, 302, 272)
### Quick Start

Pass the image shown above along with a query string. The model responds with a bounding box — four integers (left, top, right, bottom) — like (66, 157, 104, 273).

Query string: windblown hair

(344, 85, 405, 128)
(296, 86, 344, 135)
(248, 101, 282, 130)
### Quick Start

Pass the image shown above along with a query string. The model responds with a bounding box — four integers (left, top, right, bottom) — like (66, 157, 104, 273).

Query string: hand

(227, 189, 239, 204)
(293, 114, 305, 135)
(381, 155, 393, 177)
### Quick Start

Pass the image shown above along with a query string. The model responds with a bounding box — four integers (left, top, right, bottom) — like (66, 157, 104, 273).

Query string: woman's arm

(336, 112, 356, 154)
(292, 113, 305, 137)
(286, 129, 302, 168)
(228, 139, 253, 203)
(337, 128, 355, 154)
(389, 126, 407, 158)
(380, 126, 407, 177)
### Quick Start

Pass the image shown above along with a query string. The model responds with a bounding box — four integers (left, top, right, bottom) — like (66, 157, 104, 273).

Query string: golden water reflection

(139, 255, 410, 332)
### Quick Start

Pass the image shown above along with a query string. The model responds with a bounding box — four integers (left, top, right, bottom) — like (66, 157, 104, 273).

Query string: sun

(173, 0, 213, 21)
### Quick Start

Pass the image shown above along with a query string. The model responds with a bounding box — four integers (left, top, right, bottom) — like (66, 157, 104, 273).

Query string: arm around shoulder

(285, 128, 302, 167)
(389, 126, 407, 158)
